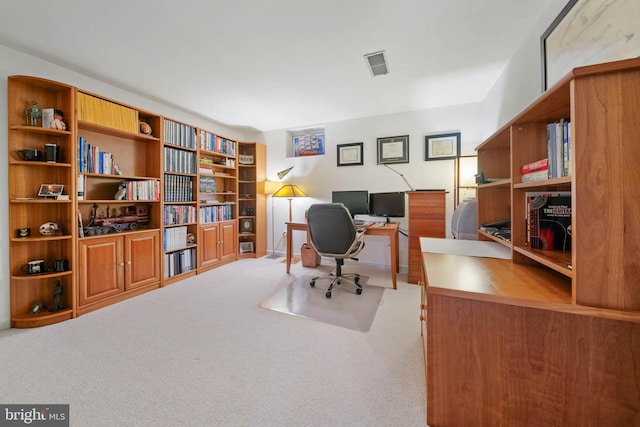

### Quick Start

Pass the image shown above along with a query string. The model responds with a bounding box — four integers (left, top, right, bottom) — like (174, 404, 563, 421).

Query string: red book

(521, 158, 548, 174)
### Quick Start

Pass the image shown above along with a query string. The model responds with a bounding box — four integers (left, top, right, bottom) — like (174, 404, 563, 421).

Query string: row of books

(119, 180, 160, 201)
(200, 130, 236, 156)
(519, 119, 572, 183)
(77, 136, 119, 174)
(163, 204, 197, 226)
(164, 174, 193, 202)
(164, 119, 197, 149)
(164, 225, 189, 251)
(77, 176, 159, 201)
(164, 146, 197, 174)
(164, 247, 196, 279)
(199, 204, 234, 223)
(525, 191, 571, 251)
(547, 118, 571, 178)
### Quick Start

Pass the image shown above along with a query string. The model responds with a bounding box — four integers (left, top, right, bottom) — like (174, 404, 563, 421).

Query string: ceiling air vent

(364, 50, 388, 76)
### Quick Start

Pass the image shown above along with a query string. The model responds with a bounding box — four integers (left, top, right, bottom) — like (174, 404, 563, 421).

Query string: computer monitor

(369, 192, 405, 220)
(331, 190, 369, 217)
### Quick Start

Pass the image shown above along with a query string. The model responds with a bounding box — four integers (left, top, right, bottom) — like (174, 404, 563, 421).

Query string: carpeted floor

(259, 271, 385, 332)
(0, 257, 425, 426)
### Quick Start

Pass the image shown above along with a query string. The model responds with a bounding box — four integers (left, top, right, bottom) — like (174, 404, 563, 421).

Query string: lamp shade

(272, 184, 306, 198)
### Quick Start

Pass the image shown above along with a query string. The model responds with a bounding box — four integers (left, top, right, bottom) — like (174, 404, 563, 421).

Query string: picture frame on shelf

(425, 132, 460, 161)
(240, 218, 254, 234)
(377, 135, 409, 164)
(239, 241, 254, 254)
(337, 142, 363, 166)
(38, 183, 64, 198)
(541, 0, 640, 91)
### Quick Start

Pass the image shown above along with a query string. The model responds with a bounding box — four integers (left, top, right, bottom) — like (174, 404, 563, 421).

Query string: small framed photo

(337, 142, 363, 166)
(239, 241, 254, 254)
(240, 218, 254, 234)
(38, 184, 64, 198)
(425, 132, 461, 161)
(377, 135, 409, 164)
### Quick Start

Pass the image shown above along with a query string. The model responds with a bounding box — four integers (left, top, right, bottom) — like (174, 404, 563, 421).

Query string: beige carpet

(0, 258, 425, 426)
(259, 272, 385, 332)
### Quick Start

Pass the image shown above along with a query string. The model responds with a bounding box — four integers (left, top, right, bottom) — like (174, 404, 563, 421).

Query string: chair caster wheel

(326, 291, 332, 298)
(356, 288, 362, 295)
(354, 276, 360, 283)
(310, 280, 315, 287)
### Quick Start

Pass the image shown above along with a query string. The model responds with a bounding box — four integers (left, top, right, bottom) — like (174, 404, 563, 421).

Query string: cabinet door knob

(127, 261, 131, 265)
(119, 262, 125, 267)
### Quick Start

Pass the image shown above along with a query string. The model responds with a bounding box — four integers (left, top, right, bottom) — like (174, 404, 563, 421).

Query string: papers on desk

(420, 237, 511, 259)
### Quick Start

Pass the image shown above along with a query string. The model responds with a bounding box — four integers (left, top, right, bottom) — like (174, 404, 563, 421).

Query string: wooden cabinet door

(200, 223, 221, 268)
(219, 220, 237, 262)
(125, 230, 160, 290)
(78, 235, 124, 306)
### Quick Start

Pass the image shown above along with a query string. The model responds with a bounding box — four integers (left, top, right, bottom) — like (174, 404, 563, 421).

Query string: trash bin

(301, 243, 321, 267)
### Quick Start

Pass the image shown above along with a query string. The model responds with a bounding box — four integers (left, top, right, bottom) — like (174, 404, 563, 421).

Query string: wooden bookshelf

(7, 76, 267, 326)
(237, 142, 267, 258)
(424, 57, 640, 426)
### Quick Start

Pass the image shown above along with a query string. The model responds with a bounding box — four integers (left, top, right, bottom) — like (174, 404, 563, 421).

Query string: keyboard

(354, 220, 374, 227)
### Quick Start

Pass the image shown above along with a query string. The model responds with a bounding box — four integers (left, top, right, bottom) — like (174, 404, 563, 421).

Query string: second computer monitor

(331, 190, 369, 217)
(369, 191, 405, 219)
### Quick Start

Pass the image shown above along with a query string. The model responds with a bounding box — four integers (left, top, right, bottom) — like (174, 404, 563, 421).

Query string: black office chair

(306, 203, 366, 298)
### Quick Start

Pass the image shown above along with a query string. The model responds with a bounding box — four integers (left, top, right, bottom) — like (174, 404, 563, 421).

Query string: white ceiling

(0, 0, 556, 132)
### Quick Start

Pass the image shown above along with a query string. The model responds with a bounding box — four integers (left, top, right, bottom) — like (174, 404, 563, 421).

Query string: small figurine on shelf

(49, 280, 65, 313)
(25, 99, 42, 126)
(114, 182, 127, 200)
(139, 121, 152, 135)
(49, 109, 66, 130)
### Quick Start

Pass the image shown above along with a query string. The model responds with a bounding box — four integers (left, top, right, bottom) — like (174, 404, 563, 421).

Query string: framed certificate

(425, 132, 460, 161)
(377, 135, 409, 164)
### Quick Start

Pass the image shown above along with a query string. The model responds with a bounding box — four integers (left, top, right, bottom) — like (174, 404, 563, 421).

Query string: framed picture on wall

(425, 132, 460, 161)
(377, 135, 409, 164)
(337, 142, 363, 166)
(541, 0, 640, 91)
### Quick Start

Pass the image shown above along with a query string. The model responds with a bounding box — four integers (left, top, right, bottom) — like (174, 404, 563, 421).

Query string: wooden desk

(419, 238, 640, 427)
(285, 222, 400, 289)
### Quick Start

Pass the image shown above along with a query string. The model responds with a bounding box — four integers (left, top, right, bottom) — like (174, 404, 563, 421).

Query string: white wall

(0, 44, 251, 330)
(259, 102, 486, 269)
(482, 1, 570, 132)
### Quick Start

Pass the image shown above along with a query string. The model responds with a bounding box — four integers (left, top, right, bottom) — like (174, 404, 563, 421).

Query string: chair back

(307, 203, 357, 256)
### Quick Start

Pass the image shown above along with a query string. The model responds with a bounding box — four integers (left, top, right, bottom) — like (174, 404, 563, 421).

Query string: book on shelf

(525, 191, 571, 251)
(521, 158, 548, 175)
(521, 169, 550, 183)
